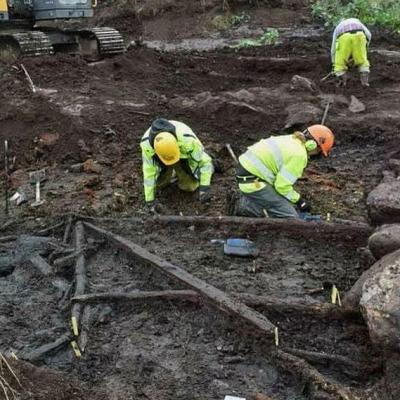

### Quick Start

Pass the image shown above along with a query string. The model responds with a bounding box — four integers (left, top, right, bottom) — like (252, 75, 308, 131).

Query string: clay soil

(1, 0, 400, 399)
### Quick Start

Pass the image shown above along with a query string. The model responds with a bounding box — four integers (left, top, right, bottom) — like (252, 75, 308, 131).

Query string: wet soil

(1, 0, 400, 399)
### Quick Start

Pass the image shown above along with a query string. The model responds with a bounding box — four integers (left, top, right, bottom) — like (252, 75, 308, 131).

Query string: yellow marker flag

(274, 327, 279, 347)
(331, 285, 342, 306)
(71, 316, 79, 336)
(70, 341, 82, 358)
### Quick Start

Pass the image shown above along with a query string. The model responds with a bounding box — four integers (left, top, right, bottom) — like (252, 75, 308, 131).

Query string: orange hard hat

(306, 125, 335, 156)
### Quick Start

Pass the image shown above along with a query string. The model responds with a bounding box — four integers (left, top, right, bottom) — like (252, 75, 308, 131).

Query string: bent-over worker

(331, 18, 371, 87)
(140, 118, 214, 210)
(231, 125, 335, 219)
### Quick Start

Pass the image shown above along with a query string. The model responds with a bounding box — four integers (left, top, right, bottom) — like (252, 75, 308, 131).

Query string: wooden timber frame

(83, 221, 362, 399)
(83, 222, 277, 339)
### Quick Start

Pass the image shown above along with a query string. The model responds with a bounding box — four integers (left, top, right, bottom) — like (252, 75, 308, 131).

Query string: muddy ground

(1, 0, 400, 399)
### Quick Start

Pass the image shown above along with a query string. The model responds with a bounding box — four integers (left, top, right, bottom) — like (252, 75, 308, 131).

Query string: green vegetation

(312, 0, 400, 31)
(233, 28, 280, 49)
(211, 12, 251, 31)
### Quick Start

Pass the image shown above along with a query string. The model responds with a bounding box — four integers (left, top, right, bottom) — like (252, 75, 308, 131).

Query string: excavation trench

(0, 218, 383, 400)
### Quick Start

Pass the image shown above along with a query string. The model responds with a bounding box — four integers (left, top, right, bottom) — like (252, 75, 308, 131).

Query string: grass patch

(233, 28, 280, 49)
(312, 0, 400, 31)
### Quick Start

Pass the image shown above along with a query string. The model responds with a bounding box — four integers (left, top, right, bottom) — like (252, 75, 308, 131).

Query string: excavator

(0, 0, 125, 59)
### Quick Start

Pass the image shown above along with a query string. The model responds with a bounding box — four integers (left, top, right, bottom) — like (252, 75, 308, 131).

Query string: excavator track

(0, 31, 54, 58)
(81, 27, 125, 57)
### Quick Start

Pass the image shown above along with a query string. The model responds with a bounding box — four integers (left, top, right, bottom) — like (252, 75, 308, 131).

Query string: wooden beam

(70, 222, 86, 337)
(72, 290, 199, 304)
(153, 215, 372, 245)
(20, 333, 71, 362)
(72, 290, 359, 321)
(83, 222, 277, 341)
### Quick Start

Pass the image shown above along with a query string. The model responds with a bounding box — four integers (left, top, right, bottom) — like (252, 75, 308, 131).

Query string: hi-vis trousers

(334, 31, 370, 75)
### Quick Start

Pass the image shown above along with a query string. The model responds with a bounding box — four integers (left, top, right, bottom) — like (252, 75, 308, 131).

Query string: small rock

(83, 159, 102, 174)
(38, 132, 60, 147)
(290, 75, 317, 93)
(69, 163, 84, 173)
(369, 224, 400, 259)
(78, 139, 91, 155)
(367, 175, 400, 224)
(349, 95, 366, 113)
(388, 159, 400, 176)
(284, 103, 322, 129)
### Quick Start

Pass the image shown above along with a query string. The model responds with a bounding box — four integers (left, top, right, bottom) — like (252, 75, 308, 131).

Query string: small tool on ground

(226, 143, 239, 165)
(321, 99, 331, 125)
(21, 64, 37, 93)
(29, 168, 46, 207)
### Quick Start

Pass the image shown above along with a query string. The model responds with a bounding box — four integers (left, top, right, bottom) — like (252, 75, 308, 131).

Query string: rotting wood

(283, 347, 381, 372)
(35, 222, 64, 236)
(83, 222, 277, 340)
(272, 349, 362, 400)
(63, 215, 73, 244)
(233, 293, 360, 320)
(27, 254, 52, 275)
(53, 251, 81, 268)
(78, 305, 92, 352)
(153, 215, 372, 245)
(70, 222, 86, 337)
(72, 290, 360, 321)
(19, 333, 71, 362)
(0, 236, 17, 243)
(72, 290, 200, 304)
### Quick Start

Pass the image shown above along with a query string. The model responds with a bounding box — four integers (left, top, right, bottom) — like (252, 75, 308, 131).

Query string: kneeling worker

(331, 18, 371, 87)
(141, 118, 213, 209)
(233, 125, 334, 218)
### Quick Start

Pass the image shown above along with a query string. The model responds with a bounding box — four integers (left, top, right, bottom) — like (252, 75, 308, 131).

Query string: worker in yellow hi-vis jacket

(140, 118, 214, 212)
(229, 125, 335, 219)
(331, 18, 371, 87)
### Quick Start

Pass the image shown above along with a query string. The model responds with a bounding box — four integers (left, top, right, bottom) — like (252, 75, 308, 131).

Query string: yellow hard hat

(154, 132, 180, 165)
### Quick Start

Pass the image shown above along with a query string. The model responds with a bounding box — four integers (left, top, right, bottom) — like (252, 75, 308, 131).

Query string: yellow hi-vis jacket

(140, 120, 213, 202)
(238, 134, 308, 203)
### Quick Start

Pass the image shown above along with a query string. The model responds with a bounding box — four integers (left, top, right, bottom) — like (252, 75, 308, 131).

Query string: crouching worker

(141, 118, 214, 211)
(331, 18, 371, 87)
(232, 125, 334, 219)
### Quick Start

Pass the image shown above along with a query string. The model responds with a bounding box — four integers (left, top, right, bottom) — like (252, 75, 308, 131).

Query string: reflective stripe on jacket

(238, 134, 308, 203)
(140, 120, 213, 202)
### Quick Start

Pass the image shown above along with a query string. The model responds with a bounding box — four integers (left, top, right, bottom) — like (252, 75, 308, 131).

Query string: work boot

(335, 73, 347, 88)
(360, 72, 370, 87)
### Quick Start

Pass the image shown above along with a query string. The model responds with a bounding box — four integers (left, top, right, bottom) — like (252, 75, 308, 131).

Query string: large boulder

(367, 171, 400, 225)
(368, 224, 400, 259)
(360, 248, 400, 350)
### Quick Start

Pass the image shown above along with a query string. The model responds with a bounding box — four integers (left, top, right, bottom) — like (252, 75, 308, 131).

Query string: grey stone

(290, 75, 317, 93)
(349, 95, 366, 113)
(284, 103, 322, 129)
(360, 248, 400, 350)
(369, 224, 400, 259)
(367, 173, 400, 224)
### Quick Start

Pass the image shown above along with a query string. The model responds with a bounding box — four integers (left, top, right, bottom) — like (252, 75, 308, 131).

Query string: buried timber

(1, 0, 400, 399)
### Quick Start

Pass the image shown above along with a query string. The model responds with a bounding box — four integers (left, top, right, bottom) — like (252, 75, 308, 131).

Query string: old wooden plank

(83, 222, 277, 340)
(153, 215, 372, 245)
(72, 290, 199, 304)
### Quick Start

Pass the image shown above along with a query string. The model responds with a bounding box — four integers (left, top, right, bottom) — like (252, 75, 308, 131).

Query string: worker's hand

(199, 186, 211, 203)
(296, 197, 311, 213)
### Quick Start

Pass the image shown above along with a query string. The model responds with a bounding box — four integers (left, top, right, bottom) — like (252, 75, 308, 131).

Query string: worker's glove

(199, 186, 211, 203)
(296, 197, 311, 213)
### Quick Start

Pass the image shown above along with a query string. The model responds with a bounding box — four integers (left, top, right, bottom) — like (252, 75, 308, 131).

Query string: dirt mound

(1, 358, 105, 400)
